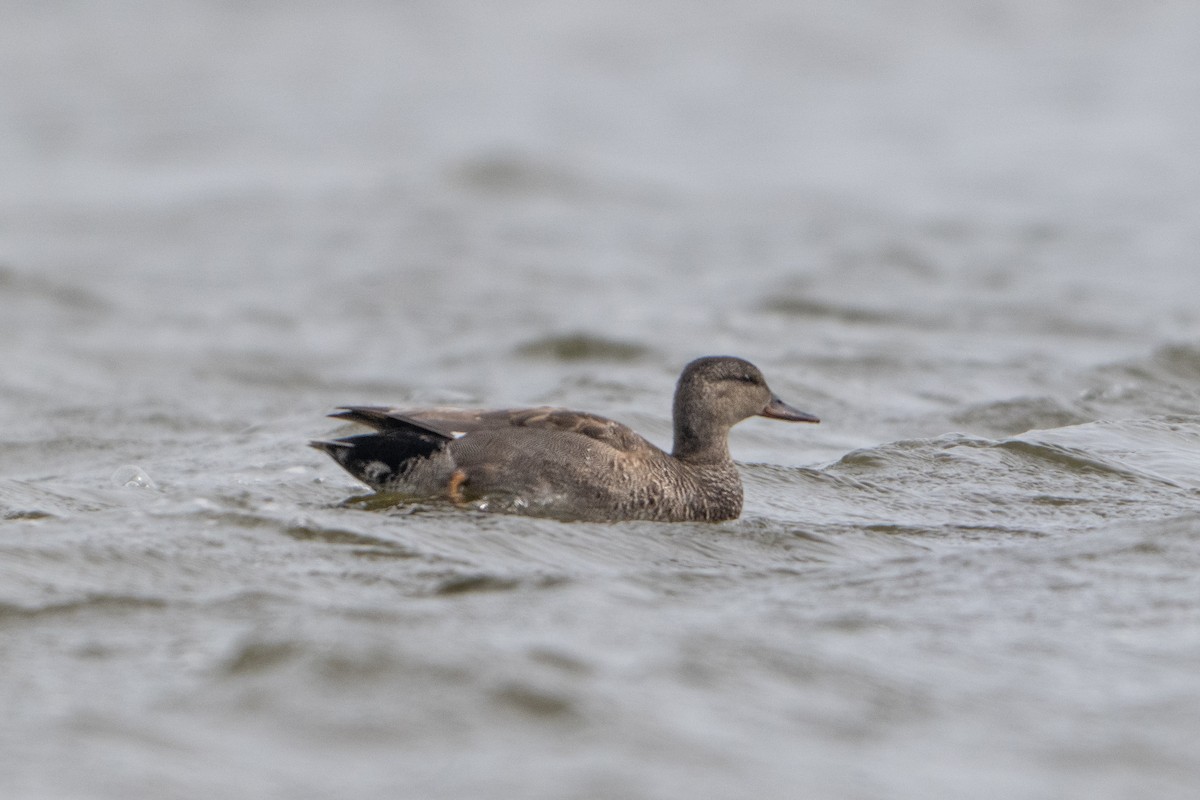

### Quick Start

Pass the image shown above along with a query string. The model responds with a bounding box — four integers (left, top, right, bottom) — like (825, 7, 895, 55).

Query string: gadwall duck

(311, 356, 818, 522)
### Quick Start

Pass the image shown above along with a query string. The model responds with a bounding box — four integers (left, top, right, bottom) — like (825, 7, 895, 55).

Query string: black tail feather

(311, 430, 448, 487)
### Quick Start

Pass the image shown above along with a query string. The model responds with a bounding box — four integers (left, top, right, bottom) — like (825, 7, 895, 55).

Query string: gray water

(3, 2, 1200, 798)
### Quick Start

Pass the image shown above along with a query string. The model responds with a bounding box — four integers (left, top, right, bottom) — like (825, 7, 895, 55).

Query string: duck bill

(760, 396, 820, 423)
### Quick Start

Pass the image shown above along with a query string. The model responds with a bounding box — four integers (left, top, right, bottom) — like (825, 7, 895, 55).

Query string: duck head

(671, 356, 818, 461)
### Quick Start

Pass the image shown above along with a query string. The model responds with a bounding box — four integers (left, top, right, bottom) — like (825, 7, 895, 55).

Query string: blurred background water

(2, 2, 1200, 798)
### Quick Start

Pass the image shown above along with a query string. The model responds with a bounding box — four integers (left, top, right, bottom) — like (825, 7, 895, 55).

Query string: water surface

(3, 2, 1200, 799)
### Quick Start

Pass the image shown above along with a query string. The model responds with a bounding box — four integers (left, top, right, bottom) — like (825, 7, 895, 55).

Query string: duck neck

(671, 401, 732, 464)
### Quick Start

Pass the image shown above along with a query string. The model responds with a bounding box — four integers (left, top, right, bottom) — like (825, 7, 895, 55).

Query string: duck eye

(736, 374, 758, 384)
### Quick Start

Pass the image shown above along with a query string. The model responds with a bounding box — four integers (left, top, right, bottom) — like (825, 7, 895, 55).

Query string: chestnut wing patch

(504, 408, 650, 454)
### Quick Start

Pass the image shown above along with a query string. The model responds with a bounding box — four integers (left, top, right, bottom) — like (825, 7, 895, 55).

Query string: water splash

(111, 465, 157, 490)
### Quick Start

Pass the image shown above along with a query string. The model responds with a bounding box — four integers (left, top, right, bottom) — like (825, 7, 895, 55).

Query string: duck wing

(330, 405, 654, 455)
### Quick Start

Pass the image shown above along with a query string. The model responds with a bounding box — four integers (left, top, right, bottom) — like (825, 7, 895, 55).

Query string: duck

(310, 356, 818, 522)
